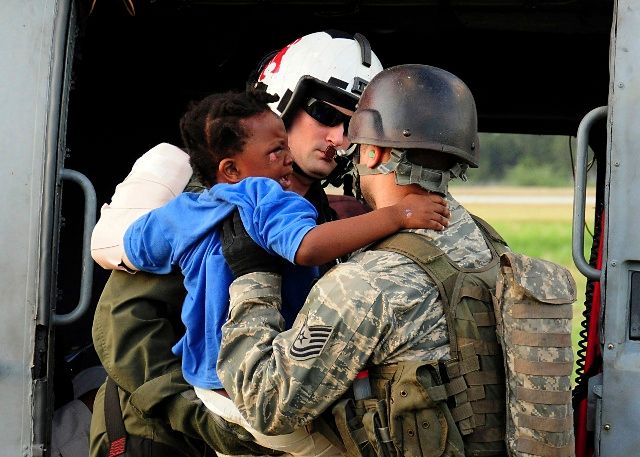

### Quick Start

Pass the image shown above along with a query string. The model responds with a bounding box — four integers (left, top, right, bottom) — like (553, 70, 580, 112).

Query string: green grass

(492, 221, 576, 266)
(459, 188, 596, 385)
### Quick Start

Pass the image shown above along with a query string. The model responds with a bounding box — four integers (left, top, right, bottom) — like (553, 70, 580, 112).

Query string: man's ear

(218, 158, 241, 183)
(364, 145, 385, 169)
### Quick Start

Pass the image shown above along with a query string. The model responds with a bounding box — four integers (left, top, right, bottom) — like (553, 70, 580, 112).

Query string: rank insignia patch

(290, 324, 333, 360)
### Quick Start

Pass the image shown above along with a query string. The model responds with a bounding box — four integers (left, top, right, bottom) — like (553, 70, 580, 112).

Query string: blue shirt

(124, 177, 319, 389)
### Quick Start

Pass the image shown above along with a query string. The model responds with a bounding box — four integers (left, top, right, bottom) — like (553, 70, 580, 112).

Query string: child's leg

(194, 387, 343, 457)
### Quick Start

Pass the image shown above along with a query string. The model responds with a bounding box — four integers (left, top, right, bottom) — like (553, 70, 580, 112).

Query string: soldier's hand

(221, 209, 286, 278)
(394, 192, 450, 231)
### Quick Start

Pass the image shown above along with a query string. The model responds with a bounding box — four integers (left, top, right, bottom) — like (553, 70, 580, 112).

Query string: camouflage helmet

(348, 64, 480, 168)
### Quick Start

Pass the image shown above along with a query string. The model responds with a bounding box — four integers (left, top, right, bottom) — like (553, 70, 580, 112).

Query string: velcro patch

(290, 324, 333, 360)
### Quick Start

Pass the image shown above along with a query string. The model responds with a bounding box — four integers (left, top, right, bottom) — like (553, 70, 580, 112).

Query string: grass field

(453, 185, 596, 384)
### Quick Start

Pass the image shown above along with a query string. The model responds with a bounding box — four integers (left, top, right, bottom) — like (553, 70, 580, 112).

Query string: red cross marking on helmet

(258, 38, 301, 81)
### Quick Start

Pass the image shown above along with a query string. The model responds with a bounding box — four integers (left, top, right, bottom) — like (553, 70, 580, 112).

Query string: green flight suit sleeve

(91, 269, 279, 456)
(92, 270, 187, 397)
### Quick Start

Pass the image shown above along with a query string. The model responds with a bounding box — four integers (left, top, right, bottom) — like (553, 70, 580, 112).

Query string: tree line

(462, 133, 594, 186)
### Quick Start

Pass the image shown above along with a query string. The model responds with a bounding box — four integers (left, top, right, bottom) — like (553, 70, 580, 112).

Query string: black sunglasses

(303, 98, 351, 134)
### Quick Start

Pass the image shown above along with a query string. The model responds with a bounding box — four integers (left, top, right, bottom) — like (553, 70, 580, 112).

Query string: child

(120, 89, 450, 393)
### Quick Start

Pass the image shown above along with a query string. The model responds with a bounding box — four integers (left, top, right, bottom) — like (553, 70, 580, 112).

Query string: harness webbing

(105, 377, 128, 457)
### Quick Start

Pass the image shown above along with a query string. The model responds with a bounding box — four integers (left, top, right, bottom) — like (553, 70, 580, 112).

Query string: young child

(120, 89, 450, 393)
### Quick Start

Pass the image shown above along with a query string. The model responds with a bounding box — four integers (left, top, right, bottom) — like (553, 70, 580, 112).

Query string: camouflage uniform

(217, 195, 493, 435)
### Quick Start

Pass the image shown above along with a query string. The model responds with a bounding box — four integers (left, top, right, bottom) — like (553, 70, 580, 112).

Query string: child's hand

(394, 193, 450, 230)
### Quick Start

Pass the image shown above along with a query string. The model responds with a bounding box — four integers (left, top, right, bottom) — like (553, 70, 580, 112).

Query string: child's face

(234, 111, 294, 189)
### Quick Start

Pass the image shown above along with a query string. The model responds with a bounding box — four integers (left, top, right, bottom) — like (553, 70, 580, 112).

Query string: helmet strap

(354, 148, 469, 195)
(351, 161, 365, 203)
(292, 161, 318, 182)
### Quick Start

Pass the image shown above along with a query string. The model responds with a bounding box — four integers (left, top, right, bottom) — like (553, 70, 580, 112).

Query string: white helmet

(256, 30, 383, 122)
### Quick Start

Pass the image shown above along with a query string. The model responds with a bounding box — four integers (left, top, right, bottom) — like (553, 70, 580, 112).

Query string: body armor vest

(333, 215, 509, 457)
(332, 215, 576, 457)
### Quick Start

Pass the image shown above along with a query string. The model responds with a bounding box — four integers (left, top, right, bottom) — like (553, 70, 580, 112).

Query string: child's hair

(180, 88, 279, 187)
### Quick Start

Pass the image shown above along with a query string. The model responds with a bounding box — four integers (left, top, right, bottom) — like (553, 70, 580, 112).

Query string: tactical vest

(494, 252, 576, 457)
(333, 215, 509, 457)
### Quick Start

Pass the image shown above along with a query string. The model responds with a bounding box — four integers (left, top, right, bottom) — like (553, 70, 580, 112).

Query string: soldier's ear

(218, 158, 242, 183)
(364, 146, 385, 169)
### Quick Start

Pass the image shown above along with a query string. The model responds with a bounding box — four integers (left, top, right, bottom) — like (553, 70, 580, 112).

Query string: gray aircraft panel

(600, 0, 640, 455)
(0, 0, 62, 454)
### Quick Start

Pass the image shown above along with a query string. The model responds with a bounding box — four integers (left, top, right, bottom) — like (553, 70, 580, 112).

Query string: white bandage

(90, 143, 192, 270)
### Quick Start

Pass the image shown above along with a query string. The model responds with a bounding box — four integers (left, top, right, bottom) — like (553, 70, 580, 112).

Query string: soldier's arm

(93, 270, 262, 451)
(92, 269, 187, 394)
(217, 265, 390, 436)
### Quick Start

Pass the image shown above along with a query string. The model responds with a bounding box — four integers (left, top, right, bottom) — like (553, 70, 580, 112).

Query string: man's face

(286, 98, 353, 179)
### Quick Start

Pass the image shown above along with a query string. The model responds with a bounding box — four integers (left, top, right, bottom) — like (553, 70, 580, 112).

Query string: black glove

(221, 209, 286, 278)
(321, 154, 354, 188)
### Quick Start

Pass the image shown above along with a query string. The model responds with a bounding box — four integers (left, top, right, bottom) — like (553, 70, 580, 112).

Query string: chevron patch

(289, 324, 333, 360)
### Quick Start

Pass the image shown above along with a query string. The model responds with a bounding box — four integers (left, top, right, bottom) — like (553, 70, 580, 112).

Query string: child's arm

(118, 198, 187, 276)
(294, 192, 449, 266)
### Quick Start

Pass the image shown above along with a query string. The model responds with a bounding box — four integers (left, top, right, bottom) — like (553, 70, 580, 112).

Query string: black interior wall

(65, 0, 613, 198)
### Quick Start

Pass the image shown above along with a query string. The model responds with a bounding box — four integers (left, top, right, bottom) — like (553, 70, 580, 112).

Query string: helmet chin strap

(292, 161, 318, 181)
(355, 148, 468, 195)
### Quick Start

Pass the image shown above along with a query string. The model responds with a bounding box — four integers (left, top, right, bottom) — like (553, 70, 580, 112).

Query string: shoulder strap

(370, 230, 497, 360)
(470, 214, 509, 255)
(370, 232, 463, 353)
(371, 232, 460, 298)
(105, 377, 129, 457)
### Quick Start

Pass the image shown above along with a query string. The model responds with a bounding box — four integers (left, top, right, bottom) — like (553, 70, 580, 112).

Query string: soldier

(218, 64, 510, 456)
(90, 31, 398, 457)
